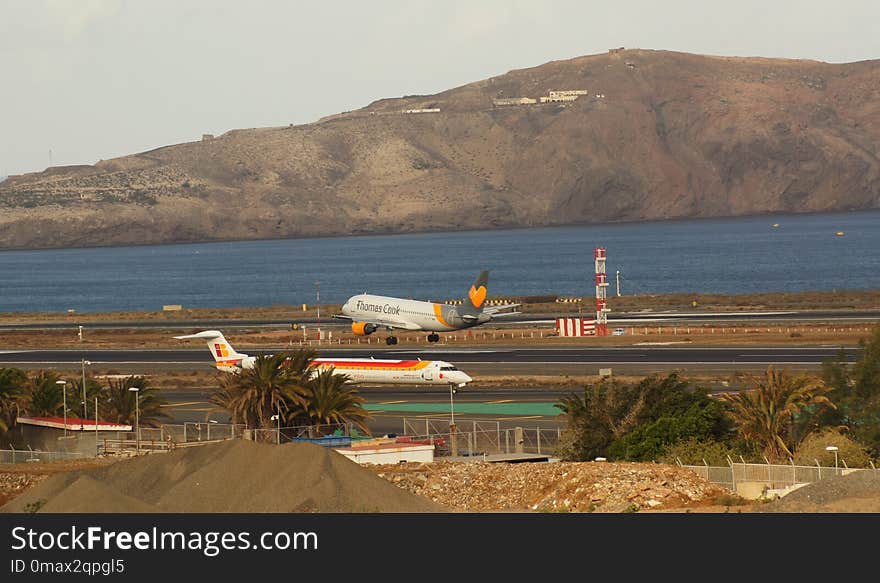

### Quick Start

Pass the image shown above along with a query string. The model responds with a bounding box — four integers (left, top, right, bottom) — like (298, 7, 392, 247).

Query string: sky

(1, 0, 879, 177)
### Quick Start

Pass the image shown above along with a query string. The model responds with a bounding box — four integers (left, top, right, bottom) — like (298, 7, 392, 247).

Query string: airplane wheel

(386, 336, 398, 345)
(428, 333, 439, 343)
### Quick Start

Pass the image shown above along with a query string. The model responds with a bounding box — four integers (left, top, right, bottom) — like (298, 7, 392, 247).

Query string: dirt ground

(0, 321, 874, 351)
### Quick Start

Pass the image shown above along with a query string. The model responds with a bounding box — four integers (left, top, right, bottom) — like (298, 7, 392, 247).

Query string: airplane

(333, 270, 520, 345)
(173, 330, 473, 387)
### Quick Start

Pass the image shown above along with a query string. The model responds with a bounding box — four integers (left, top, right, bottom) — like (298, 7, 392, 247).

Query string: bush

(793, 427, 873, 468)
(657, 438, 744, 466)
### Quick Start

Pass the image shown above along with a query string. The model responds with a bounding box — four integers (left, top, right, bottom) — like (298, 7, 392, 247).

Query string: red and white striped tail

(555, 317, 597, 337)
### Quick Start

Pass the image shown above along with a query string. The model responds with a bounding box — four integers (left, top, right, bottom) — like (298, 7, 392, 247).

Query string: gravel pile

(370, 461, 733, 512)
(1, 440, 446, 513)
(760, 469, 880, 512)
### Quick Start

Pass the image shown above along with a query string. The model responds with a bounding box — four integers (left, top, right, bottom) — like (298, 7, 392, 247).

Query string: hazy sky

(2, 0, 878, 177)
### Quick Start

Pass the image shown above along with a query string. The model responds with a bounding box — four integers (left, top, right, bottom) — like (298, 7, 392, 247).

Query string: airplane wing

(484, 303, 521, 314)
(488, 311, 521, 318)
(332, 314, 422, 330)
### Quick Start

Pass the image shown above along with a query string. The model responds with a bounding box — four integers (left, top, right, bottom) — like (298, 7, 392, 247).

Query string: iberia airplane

(334, 270, 520, 345)
(174, 330, 473, 387)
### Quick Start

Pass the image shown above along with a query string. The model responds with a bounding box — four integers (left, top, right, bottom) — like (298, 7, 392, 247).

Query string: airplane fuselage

(312, 358, 471, 386)
(341, 294, 488, 332)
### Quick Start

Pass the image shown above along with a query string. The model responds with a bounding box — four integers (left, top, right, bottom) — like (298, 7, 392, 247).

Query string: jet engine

(238, 356, 257, 369)
(351, 322, 378, 336)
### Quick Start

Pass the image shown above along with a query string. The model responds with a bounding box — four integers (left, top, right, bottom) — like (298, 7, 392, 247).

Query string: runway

(0, 345, 862, 375)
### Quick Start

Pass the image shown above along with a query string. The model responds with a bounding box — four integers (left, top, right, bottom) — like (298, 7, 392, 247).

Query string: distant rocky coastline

(2, 48, 879, 250)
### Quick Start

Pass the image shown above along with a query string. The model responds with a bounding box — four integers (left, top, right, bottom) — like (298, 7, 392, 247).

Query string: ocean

(0, 210, 878, 313)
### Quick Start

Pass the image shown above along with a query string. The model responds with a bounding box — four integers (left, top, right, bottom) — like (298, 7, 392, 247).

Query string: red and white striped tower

(594, 247, 609, 336)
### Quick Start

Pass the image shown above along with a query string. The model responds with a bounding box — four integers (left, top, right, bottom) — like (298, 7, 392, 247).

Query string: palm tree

(0, 367, 28, 434)
(24, 370, 65, 417)
(213, 352, 311, 430)
(301, 368, 371, 436)
(721, 366, 835, 461)
(65, 376, 104, 419)
(103, 376, 170, 428)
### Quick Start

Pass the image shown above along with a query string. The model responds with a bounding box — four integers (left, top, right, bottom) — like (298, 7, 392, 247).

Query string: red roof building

(16, 416, 132, 432)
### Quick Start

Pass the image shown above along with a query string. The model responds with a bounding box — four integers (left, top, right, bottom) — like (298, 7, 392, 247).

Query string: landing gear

(427, 333, 440, 343)
(386, 336, 398, 345)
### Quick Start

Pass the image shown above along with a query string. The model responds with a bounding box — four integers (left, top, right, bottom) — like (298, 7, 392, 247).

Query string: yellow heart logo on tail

(469, 285, 487, 308)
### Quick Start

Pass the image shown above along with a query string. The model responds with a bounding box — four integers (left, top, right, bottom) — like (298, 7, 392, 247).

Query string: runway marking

(495, 415, 545, 421)
(377, 400, 407, 405)
(162, 401, 209, 407)
(487, 399, 514, 404)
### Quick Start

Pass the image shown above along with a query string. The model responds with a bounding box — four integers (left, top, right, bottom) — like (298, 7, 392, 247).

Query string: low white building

(492, 97, 537, 106)
(540, 89, 589, 103)
(334, 442, 434, 465)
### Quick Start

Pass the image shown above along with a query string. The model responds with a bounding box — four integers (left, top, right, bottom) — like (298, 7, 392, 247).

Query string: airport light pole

(449, 384, 458, 457)
(315, 280, 321, 343)
(94, 396, 99, 457)
(81, 359, 91, 425)
(129, 387, 140, 453)
(56, 380, 68, 438)
(449, 385, 456, 426)
(271, 414, 280, 445)
(826, 445, 839, 472)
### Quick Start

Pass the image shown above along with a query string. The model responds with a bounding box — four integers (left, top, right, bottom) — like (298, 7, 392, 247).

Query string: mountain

(2, 48, 879, 250)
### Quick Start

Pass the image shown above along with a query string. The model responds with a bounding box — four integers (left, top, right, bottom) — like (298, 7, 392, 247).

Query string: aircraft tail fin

(173, 330, 247, 366)
(463, 270, 490, 314)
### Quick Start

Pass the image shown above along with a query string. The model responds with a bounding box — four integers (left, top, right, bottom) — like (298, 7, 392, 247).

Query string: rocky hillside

(2, 48, 879, 250)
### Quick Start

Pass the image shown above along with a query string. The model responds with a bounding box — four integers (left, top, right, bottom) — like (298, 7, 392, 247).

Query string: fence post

(472, 421, 477, 454)
(497, 422, 501, 454)
(505, 429, 510, 454)
(515, 427, 523, 454)
(537, 427, 541, 454)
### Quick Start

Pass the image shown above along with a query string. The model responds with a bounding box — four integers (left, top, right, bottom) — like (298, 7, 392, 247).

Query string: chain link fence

(0, 448, 86, 464)
(681, 459, 880, 494)
(402, 417, 562, 457)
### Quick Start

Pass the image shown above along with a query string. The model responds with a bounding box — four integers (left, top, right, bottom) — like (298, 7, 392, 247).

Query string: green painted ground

(364, 402, 561, 416)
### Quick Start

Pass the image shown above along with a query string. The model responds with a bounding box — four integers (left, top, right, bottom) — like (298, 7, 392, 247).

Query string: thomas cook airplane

(174, 330, 473, 387)
(334, 270, 520, 345)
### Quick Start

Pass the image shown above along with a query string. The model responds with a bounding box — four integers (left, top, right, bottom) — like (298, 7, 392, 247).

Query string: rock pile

(1, 440, 446, 513)
(760, 469, 880, 512)
(0, 472, 48, 507)
(370, 460, 734, 512)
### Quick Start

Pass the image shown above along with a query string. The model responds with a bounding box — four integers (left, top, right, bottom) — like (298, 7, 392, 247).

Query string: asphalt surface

(0, 345, 861, 373)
